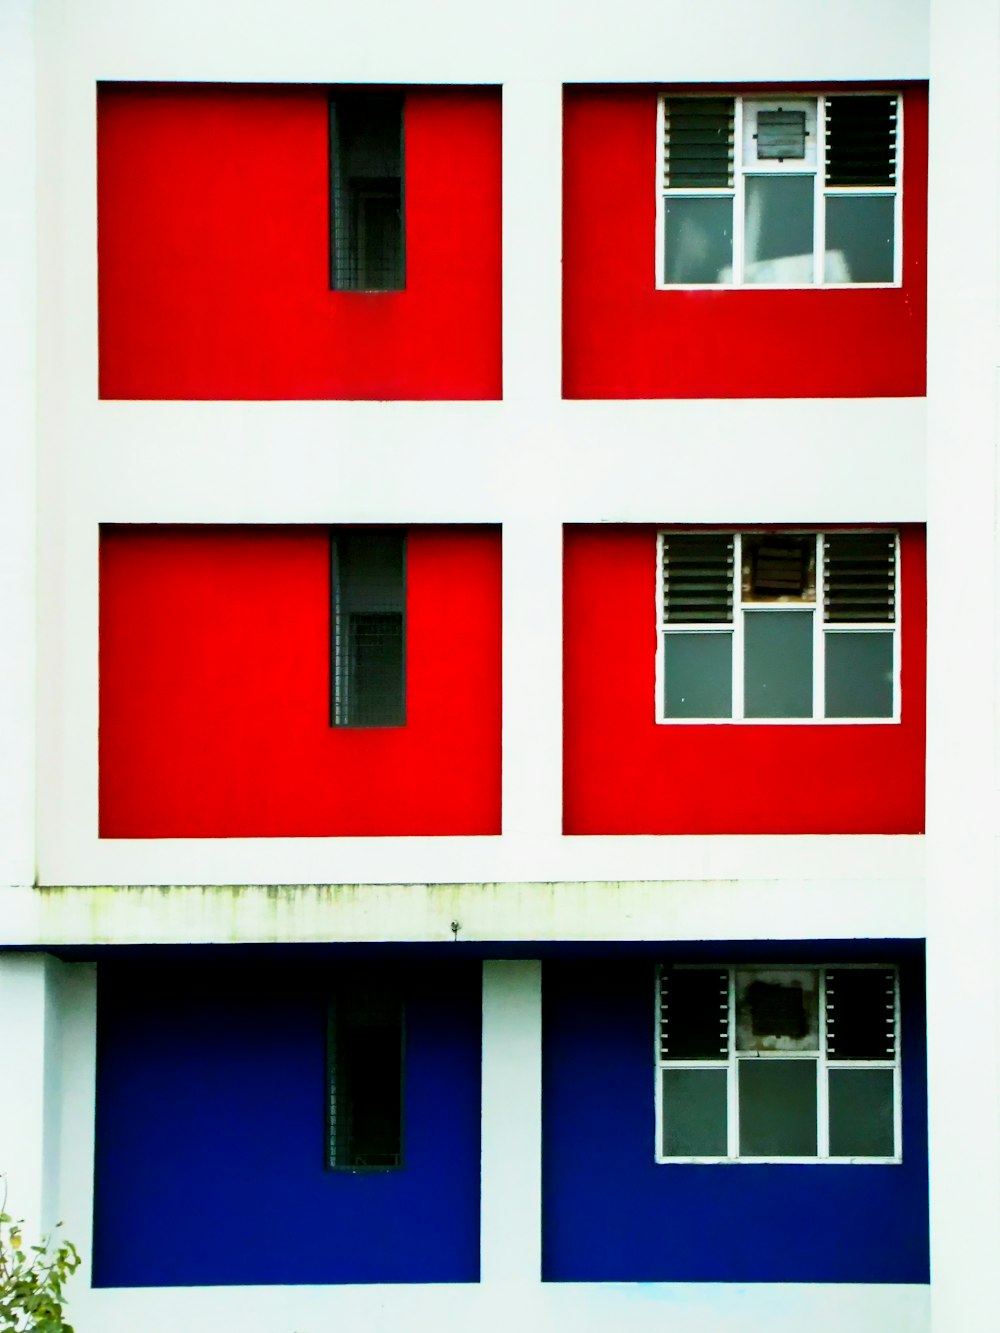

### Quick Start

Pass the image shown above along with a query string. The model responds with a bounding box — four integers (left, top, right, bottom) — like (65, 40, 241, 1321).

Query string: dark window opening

(742, 533, 816, 602)
(329, 92, 405, 291)
(327, 990, 404, 1170)
(331, 531, 406, 728)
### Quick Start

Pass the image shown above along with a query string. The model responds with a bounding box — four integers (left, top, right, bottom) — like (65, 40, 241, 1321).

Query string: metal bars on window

(331, 530, 406, 728)
(329, 91, 405, 291)
(656, 964, 901, 1163)
(327, 988, 404, 1170)
(657, 530, 900, 723)
(657, 92, 901, 287)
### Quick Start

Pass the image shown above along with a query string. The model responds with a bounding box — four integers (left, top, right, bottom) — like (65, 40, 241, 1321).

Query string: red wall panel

(563, 526, 925, 834)
(98, 85, 502, 400)
(100, 526, 501, 836)
(563, 86, 928, 399)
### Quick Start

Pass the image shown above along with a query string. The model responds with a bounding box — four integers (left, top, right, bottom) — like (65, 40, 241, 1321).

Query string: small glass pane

(825, 195, 894, 284)
(663, 196, 734, 284)
(739, 1060, 817, 1157)
(664, 632, 732, 718)
(744, 175, 815, 284)
(662, 1068, 728, 1157)
(828, 1068, 895, 1158)
(824, 631, 894, 718)
(744, 611, 813, 718)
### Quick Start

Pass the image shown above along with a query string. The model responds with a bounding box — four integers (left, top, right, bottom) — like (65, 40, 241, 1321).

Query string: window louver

(825, 96, 897, 187)
(663, 98, 735, 189)
(823, 533, 896, 622)
(662, 534, 734, 623)
(825, 969, 896, 1060)
(660, 968, 729, 1060)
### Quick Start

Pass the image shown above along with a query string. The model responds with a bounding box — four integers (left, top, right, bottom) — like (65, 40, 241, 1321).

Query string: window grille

(327, 988, 404, 1170)
(331, 531, 406, 727)
(329, 92, 405, 291)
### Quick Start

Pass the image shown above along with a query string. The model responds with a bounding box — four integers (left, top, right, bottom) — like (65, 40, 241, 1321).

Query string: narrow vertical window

(327, 989, 404, 1170)
(329, 91, 405, 291)
(331, 530, 406, 727)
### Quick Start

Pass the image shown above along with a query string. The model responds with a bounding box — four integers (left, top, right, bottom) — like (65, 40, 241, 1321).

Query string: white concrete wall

(925, 0, 1000, 1326)
(31, 0, 929, 911)
(0, 955, 74, 1241)
(0, 0, 37, 890)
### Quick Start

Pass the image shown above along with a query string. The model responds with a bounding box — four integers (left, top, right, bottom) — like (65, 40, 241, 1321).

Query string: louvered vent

(825, 96, 897, 187)
(663, 98, 735, 189)
(660, 968, 729, 1060)
(662, 534, 734, 623)
(823, 533, 896, 622)
(825, 969, 896, 1060)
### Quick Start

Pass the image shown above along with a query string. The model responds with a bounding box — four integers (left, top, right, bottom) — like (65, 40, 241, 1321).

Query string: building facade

(1, 0, 997, 1330)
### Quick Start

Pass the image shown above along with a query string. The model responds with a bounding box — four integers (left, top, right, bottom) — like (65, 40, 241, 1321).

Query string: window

(327, 987, 404, 1170)
(329, 91, 405, 291)
(331, 530, 406, 727)
(658, 93, 900, 286)
(657, 965, 900, 1162)
(657, 530, 898, 721)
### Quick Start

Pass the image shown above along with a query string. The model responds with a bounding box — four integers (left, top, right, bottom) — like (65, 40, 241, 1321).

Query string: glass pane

(828, 1068, 895, 1157)
(825, 195, 894, 283)
(739, 1060, 817, 1157)
(663, 196, 734, 284)
(664, 632, 732, 718)
(661, 968, 729, 1060)
(824, 631, 894, 718)
(744, 175, 815, 284)
(662, 1068, 728, 1156)
(744, 611, 813, 718)
(736, 969, 819, 1052)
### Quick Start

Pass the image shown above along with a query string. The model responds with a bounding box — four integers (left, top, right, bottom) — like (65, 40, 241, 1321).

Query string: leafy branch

(0, 1176, 80, 1333)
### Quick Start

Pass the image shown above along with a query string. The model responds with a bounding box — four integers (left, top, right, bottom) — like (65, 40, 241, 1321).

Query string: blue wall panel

(93, 960, 482, 1286)
(542, 944, 929, 1283)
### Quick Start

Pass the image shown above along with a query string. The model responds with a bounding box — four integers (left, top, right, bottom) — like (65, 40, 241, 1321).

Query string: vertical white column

(480, 960, 542, 1284)
(926, 0, 1000, 1325)
(55, 964, 97, 1288)
(0, 955, 66, 1240)
(501, 81, 564, 846)
(0, 0, 37, 888)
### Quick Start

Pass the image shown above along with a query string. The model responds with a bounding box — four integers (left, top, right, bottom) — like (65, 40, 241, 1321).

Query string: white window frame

(654, 529, 901, 725)
(655, 92, 903, 290)
(654, 963, 902, 1165)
